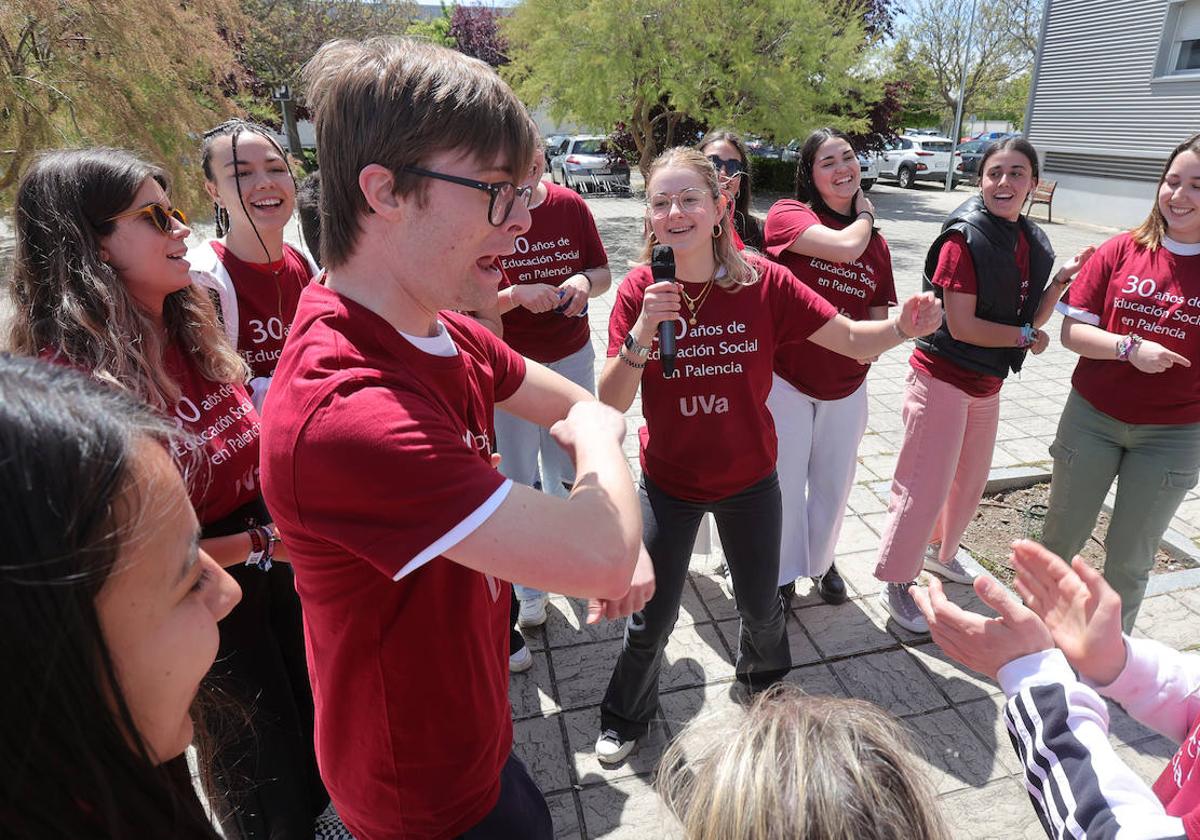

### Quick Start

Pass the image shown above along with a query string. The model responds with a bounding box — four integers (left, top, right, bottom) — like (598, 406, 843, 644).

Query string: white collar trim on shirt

(1164, 235, 1200, 256)
(397, 319, 459, 357)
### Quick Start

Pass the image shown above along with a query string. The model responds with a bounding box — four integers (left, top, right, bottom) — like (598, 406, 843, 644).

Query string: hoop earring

(712, 223, 722, 239)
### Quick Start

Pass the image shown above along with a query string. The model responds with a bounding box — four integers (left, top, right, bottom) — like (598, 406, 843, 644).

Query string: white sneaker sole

(518, 599, 548, 629)
(595, 735, 637, 765)
(922, 554, 976, 585)
(878, 590, 929, 634)
(509, 647, 534, 673)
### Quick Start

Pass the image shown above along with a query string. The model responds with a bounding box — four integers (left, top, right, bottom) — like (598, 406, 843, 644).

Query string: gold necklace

(679, 278, 716, 325)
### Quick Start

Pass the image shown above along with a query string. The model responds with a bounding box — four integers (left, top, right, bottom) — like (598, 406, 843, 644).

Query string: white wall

(1035, 170, 1152, 230)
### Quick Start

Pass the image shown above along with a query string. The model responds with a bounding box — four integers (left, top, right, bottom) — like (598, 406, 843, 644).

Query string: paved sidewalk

(512, 182, 1199, 839)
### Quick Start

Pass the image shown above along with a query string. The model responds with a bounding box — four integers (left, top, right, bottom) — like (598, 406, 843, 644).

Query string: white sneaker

(923, 545, 977, 585)
(509, 644, 533, 673)
(879, 583, 929, 634)
(595, 729, 636, 764)
(517, 594, 548, 628)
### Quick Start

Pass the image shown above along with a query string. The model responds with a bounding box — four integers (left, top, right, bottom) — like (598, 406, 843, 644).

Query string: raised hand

(1060, 245, 1096, 282)
(853, 189, 876, 220)
(910, 575, 1053, 680)
(1010, 539, 1127, 686)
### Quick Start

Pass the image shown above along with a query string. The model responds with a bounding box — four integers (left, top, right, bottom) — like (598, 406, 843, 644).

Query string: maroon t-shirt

(1062, 232, 1200, 424)
(161, 343, 261, 524)
(607, 254, 837, 501)
(497, 182, 607, 362)
(42, 344, 262, 526)
(910, 230, 1030, 398)
(259, 284, 527, 840)
(764, 200, 897, 399)
(210, 241, 315, 379)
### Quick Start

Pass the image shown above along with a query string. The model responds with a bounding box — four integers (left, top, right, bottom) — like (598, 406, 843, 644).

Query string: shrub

(750, 157, 795, 195)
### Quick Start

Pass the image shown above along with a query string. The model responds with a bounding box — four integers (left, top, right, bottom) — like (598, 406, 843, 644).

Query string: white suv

(876, 135, 960, 189)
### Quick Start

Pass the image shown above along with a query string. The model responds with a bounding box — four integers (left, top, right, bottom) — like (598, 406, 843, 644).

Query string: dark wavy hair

(794, 127, 861, 221)
(0, 354, 220, 839)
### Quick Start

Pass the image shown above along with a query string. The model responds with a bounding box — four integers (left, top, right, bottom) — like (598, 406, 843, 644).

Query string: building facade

(1026, 0, 1200, 228)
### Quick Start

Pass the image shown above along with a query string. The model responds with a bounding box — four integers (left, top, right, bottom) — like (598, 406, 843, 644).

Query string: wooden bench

(1025, 179, 1057, 223)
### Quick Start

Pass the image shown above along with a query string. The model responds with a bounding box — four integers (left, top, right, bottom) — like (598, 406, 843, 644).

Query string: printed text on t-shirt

(504, 235, 581, 282)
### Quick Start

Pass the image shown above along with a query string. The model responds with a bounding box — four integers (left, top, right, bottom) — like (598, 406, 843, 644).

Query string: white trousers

(494, 340, 596, 601)
(766, 375, 869, 585)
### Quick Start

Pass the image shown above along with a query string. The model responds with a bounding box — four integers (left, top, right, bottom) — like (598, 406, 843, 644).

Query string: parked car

(781, 139, 801, 163)
(745, 136, 783, 160)
(543, 133, 569, 167)
(548, 135, 630, 192)
(876, 134, 961, 189)
(954, 138, 991, 181)
(858, 152, 879, 192)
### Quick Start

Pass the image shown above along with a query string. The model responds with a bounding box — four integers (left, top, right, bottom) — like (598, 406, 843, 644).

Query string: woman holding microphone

(594, 147, 940, 763)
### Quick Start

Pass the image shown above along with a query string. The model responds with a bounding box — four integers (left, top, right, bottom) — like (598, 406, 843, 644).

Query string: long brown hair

(7, 148, 245, 410)
(638, 147, 757, 290)
(1131, 133, 1200, 251)
(657, 684, 952, 840)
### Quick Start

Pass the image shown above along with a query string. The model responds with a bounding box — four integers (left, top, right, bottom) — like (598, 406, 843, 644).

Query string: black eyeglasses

(399, 165, 533, 226)
(707, 155, 745, 178)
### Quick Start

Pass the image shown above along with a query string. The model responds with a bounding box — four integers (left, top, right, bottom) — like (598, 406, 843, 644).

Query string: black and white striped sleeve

(998, 649, 1187, 839)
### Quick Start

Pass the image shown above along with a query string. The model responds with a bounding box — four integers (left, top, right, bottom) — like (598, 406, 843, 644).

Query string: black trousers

(204, 501, 328, 839)
(456, 754, 552, 839)
(600, 472, 791, 740)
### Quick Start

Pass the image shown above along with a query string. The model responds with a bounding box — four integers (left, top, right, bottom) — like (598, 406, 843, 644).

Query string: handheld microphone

(650, 245, 677, 377)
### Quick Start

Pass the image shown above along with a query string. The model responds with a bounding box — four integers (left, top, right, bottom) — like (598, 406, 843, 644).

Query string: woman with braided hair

(190, 119, 320, 410)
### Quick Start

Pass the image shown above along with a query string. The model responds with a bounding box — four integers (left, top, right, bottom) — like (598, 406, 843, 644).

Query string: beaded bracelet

(1017, 323, 1037, 349)
(1116, 333, 1143, 362)
(617, 349, 647, 370)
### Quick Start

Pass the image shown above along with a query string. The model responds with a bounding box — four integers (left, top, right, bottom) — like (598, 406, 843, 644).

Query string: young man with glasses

(493, 149, 613, 642)
(259, 38, 652, 840)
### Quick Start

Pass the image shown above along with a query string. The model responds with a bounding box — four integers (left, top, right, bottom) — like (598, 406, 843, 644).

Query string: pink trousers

(874, 368, 1000, 583)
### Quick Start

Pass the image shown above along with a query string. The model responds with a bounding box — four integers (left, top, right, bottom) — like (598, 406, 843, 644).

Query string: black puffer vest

(915, 195, 1055, 379)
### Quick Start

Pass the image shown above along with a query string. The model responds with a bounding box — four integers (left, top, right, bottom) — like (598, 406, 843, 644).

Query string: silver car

(548, 135, 631, 193)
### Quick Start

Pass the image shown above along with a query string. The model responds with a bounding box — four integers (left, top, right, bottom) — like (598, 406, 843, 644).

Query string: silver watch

(623, 332, 651, 359)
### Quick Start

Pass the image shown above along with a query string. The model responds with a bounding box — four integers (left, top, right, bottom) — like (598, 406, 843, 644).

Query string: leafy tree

(896, 0, 1041, 131)
(236, 0, 417, 149)
(449, 5, 508, 66)
(406, 3, 456, 48)
(0, 0, 243, 208)
(504, 0, 877, 179)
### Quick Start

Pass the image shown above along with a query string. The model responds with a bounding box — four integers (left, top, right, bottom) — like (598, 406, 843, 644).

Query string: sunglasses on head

(707, 155, 745, 178)
(104, 203, 188, 234)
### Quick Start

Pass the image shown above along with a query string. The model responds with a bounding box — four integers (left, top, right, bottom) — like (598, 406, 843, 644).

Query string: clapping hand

(911, 574, 1053, 680)
(1010, 539, 1127, 686)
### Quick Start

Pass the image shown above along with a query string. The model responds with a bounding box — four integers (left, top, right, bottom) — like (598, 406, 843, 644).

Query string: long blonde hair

(7, 148, 246, 410)
(657, 684, 951, 840)
(1131, 133, 1200, 251)
(639, 147, 758, 290)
